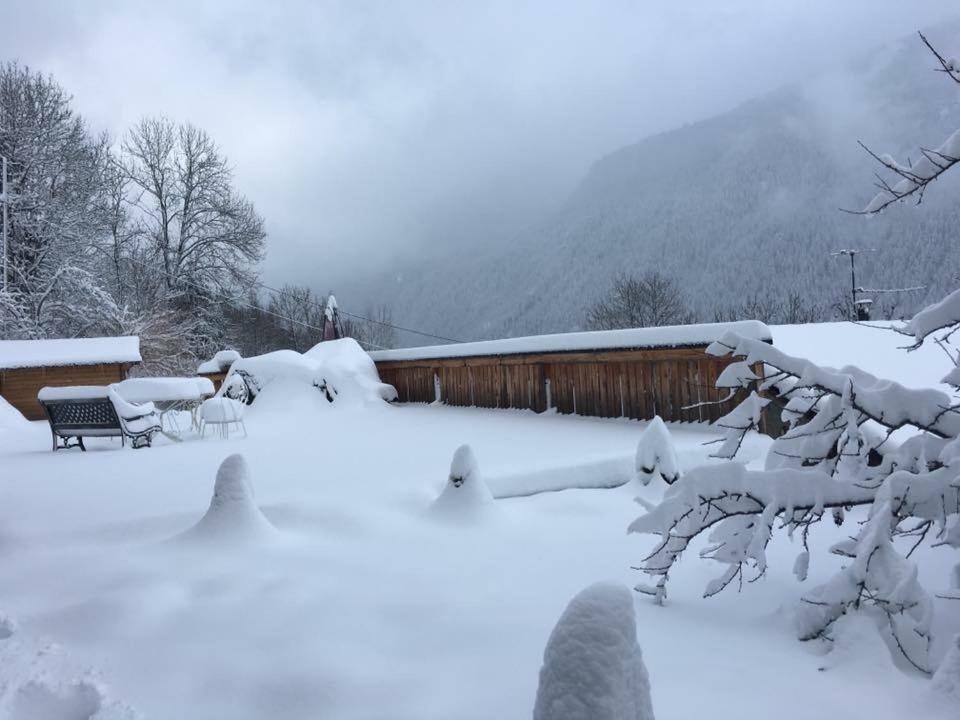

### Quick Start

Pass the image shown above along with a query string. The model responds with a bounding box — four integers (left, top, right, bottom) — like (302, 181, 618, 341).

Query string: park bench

(38, 385, 161, 451)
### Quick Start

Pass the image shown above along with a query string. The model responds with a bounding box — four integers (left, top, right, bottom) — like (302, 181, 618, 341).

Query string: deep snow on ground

(770, 321, 950, 391)
(0, 326, 958, 719)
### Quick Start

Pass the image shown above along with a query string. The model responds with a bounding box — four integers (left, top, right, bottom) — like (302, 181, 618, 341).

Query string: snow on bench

(368, 320, 772, 362)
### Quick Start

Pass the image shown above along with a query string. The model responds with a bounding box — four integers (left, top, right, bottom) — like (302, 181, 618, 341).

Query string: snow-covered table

(114, 378, 215, 438)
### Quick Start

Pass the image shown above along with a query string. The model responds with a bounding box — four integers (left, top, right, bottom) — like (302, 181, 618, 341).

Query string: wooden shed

(196, 350, 241, 393)
(0, 337, 141, 420)
(369, 321, 772, 424)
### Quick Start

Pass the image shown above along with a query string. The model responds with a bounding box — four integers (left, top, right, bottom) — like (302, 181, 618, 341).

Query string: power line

(121, 255, 388, 351)
(251, 278, 462, 344)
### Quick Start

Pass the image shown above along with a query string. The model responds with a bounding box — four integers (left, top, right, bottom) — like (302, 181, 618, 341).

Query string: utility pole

(1, 156, 7, 293)
(831, 249, 875, 320)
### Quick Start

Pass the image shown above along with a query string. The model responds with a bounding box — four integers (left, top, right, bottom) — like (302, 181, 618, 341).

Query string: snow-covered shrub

(533, 582, 654, 720)
(218, 338, 397, 409)
(634, 417, 680, 486)
(178, 454, 276, 543)
(429, 444, 494, 519)
(630, 291, 960, 672)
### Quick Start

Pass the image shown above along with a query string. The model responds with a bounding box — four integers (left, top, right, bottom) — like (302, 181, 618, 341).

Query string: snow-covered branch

(856, 33, 960, 214)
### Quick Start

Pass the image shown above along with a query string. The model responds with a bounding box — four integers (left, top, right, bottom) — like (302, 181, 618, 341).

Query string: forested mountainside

(358, 24, 960, 344)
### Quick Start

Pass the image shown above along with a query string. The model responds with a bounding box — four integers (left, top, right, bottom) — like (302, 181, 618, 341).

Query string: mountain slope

(359, 24, 960, 344)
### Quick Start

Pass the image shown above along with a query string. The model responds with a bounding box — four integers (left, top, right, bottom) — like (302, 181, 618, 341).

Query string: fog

(6, 1, 958, 293)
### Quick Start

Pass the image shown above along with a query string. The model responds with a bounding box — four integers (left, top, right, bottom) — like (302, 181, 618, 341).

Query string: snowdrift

(177, 454, 277, 544)
(534, 582, 654, 720)
(0, 395, 29, 436)
(221, 338, 397, 409)
(429, 444, 495, 520)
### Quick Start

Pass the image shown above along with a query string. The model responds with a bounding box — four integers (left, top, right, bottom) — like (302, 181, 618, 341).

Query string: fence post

(619, 374, 625, 418)
(572, 382, 577, 415)
(545, 378, 552, 411)
(434, 373, 442, 404)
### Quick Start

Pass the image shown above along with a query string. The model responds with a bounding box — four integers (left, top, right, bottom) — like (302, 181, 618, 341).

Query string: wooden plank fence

(374, 347, 758, 424)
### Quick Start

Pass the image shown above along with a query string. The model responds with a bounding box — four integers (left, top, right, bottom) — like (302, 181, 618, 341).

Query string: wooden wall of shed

(0, 363, 135, 421)
(198, 371, 227, 393)
(374, 348, 756, 425)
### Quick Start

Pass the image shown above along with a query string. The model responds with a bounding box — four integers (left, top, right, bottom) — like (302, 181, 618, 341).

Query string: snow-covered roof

(369, 321, 772, 362)
(197, 349, 241, 375)
(0, 337, 141, 370)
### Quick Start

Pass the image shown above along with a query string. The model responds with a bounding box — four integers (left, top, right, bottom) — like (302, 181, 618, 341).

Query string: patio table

(114, 377, 215, 438)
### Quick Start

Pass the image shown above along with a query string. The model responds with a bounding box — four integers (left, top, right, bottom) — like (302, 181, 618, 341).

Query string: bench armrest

(108, 386, 156, 419)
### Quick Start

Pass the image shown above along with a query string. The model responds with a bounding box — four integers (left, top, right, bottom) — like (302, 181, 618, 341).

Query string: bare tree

(586, 271, 692, 330)
(266, 285, 325, 352)
(121, 117, 265, 298)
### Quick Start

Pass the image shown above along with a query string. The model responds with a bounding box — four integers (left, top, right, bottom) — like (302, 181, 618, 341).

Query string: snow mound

(0, 394, 28, 434)
(815, 613, 895, 674)
(305, 338, 397, 404)
(223, 338, 396, 410)
(635, 417, 679, 485)
(11, 680, 107, 720)
(0, 621, 138, 720)
(534, 582, 654, 720)
(178, 454, 277, 543)
(429, 445, 495, 520)
(931, 634, 960, 704)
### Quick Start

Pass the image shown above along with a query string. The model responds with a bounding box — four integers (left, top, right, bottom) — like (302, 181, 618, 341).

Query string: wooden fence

(373, 346, 757, 424)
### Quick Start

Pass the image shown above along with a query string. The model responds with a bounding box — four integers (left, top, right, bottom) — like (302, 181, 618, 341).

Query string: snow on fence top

(368, 320, 772, 362)
(0, 336, 141, 370)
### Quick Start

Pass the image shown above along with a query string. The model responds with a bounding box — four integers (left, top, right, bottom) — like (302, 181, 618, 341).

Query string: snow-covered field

(0, 328, 957, 719)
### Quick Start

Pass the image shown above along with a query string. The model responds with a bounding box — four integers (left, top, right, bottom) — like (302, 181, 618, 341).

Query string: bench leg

(78, 436, 86, 452)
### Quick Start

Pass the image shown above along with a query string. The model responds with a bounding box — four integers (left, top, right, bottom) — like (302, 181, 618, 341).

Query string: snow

(197, 349, 241, 375)
(533, 582, 654, 720)
(931, 633, 960, 704)
(115, 377, 214, 403)
(106, 386, 155, 420)
(863, 128, 960, 213)
(0, 336, 141, 370)
(198, 396, 245, 423)
(37, 385, 110, 401)
(224, 338, 396, 408)
(0, 338, 954, 719)
(0, 395, 27, 433)
(634, 417, 679, 485)
(176, 454, 277, 544)
(906, 288, 960, 344)
(369, 320, 771, 362)
(428, 444, 495, 520)
(709, 331, 960, 437)
(769, 322, 951, 392)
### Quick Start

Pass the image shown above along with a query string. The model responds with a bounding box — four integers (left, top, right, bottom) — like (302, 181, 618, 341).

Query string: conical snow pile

(931, 633, 960, 704)
(179, 454, 277, 543)
(635, 416, 679, 486)
(534, 582, 655, 720)
(429, 444, 494, 520)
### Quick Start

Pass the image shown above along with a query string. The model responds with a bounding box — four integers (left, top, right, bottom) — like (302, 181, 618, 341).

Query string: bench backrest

(42, 398, 121, 431)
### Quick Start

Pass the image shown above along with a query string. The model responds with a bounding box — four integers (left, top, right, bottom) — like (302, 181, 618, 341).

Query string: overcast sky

(6, 1, 959, 291)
